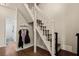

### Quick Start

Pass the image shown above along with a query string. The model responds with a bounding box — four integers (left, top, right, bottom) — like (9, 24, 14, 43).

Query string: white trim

(33, 7, 37, 53)
(61, 44, 73, 53)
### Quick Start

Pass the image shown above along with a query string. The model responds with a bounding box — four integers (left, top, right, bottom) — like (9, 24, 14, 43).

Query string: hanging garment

(25, 30, 30, 44)
(21, 29, 26, 43)
(18, 30, 23, 48)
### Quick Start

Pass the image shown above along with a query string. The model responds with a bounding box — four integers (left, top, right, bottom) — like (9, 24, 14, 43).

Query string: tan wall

(0, 6, 16, 47)
(64, 4, 79, 53)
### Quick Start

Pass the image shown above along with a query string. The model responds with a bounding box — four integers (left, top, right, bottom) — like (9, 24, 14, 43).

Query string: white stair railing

(34, 4, 55, 55)
(36, 26, 52, 54)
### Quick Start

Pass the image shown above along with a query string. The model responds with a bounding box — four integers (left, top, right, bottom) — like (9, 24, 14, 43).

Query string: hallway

(0, 3, 78, 56)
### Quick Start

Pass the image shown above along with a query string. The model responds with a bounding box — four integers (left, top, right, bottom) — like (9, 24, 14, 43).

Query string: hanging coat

(25, 30, 30, 44)
(21, 29, 26, 43)
(18, 30, 23, 48)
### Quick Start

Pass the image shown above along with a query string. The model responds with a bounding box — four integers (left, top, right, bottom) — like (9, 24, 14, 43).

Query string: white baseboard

(16, 44, 33, 51)
(61, 44, 73, 52)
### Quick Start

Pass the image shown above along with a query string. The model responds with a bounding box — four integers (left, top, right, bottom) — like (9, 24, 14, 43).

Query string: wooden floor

(58, 49, 77, 56)
(0, 47, 5, 56)
(0, 47, 77, 56)
(17, 47, 77, 56)
(17, 47, 51, 56)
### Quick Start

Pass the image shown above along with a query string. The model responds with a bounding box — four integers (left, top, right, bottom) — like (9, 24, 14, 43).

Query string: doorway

(5, 16, 17, 56)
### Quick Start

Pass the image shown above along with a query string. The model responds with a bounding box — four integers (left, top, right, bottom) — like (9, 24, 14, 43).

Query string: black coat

(18, 30, 23, 48)
(25, 30, 30, 44)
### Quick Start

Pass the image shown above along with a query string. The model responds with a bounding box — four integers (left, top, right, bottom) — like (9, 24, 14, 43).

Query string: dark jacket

(25, 30, 30, 44)
(18, 30, 23, 48)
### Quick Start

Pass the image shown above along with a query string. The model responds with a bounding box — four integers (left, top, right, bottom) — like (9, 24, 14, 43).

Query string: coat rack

(20, 25, 28, 27)
(20, 25, 28, 30)
(18, 25, 30, 48)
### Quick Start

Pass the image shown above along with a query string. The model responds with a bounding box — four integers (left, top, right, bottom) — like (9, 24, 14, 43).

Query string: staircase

(36, 19, 61, 55)
(34, 4, 54, 55)
(24, 3, 61, 56)
(36, 19, 52, 54)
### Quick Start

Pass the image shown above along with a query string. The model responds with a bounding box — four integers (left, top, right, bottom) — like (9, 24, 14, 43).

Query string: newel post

(76, 33, 79, 56)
